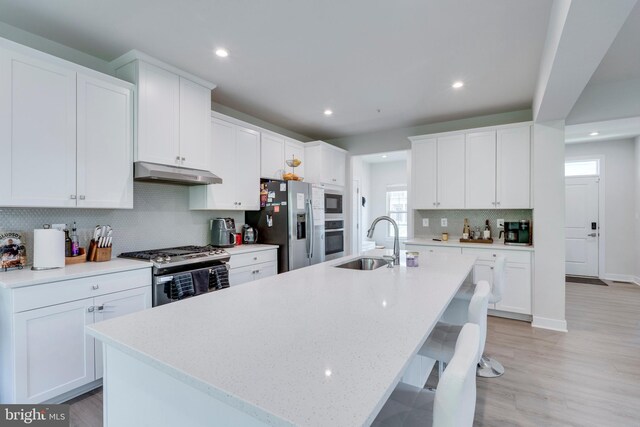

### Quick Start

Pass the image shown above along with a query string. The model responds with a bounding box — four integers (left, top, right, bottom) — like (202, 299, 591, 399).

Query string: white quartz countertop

(87, 250, 476, 427)
(0, 258, 151, 289)
(405, 237, 534, 252)
(225, 244, 279, 255)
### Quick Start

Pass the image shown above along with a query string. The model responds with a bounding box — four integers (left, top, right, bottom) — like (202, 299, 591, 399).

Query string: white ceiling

(565, 116, 640, 144)
(360, 150, 407, 164)
(0, 0, 553, 140)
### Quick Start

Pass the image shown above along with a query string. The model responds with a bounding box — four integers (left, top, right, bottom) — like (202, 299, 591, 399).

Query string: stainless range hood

(134, 162, 222, 185)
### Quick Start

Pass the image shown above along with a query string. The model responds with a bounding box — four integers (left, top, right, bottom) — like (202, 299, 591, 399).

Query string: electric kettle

(242, 225, 258, 244)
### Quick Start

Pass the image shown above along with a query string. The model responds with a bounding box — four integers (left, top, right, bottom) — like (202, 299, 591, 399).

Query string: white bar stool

(372, 323, 480, 427)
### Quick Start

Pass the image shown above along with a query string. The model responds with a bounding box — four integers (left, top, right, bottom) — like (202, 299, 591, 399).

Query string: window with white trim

(565, 159, 600, 177)
(386, 185, 407, 238)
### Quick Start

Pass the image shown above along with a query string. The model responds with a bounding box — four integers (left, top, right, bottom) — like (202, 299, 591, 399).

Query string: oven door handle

(157, 276, 174, 283)
(307, 199, 314, 260)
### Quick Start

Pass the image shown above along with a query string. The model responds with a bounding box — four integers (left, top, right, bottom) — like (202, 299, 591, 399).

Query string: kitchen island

(87, 250, 476, 427)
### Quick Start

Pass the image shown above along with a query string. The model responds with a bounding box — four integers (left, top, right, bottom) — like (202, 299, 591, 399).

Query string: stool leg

(477, 355, 505, 378)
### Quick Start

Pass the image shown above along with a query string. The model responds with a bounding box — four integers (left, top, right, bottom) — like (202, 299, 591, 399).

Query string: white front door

(565, 177, 599, 276)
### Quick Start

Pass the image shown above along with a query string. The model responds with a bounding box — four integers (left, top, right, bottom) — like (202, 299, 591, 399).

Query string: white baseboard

(532, 316, 568, 332)
(602, 273, 636, 283)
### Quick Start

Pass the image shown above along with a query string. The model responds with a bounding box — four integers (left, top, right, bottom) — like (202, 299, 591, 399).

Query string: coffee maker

(210, 218, 236, 247)
(504, 220, 532, 246)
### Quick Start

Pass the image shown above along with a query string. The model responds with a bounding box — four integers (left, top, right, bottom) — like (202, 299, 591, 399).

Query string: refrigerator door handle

(307, 199, 314, 260)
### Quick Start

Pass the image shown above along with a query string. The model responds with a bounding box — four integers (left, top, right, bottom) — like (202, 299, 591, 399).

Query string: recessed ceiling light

(589, 131, 599, 136)
(452, 81, 464, 89)
(324, 109, 333, 116)
(215, 48, 229, 58)
(324, 369, 332, 377)
(381, 155, 388, 158)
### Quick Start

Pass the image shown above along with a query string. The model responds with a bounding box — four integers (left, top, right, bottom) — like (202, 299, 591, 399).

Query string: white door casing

(565, 176, 599, 276)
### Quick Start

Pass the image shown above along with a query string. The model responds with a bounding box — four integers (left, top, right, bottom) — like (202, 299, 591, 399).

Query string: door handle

(587, 233, 597, 237)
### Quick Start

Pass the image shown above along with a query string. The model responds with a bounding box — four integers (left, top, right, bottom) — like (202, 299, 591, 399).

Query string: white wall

(532, 121, 567, 332)
(350, 157, 372, 253)
(565, 138, 637, 279)
(368, 161, 408, 248)
(636, 137, 640, 283)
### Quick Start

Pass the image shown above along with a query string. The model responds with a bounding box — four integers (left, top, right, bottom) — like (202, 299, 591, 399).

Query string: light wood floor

(68, 281, 640, 427)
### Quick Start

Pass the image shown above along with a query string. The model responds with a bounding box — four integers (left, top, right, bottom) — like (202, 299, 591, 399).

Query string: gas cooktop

(119, 245, 229, 267)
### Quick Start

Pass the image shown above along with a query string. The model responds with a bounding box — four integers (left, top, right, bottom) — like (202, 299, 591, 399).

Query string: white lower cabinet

(404, 244, 462, 255)
(228, 248, 278, 286)
(0, 268, 151, 403)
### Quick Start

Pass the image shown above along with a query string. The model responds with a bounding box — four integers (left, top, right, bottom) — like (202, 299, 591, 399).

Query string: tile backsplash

(413, 209, 533, 238)
(0, 182, 246, 264)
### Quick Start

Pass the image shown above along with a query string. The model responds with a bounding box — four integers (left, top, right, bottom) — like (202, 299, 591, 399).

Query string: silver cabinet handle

(176, 156, 181, 161)
(181, 157, 186, 161)
(253, 257, 258, 260)
(238, 202, 242, 206)
(588, 233, 597, 237)
(97, 305, 105, 311)
(433, 202, 436, 206)
(496, 202, 501, 206)
(92, 284, 99, 290)
(88, 306, 95, 313)
(79, 195, 85, 200)
(70, 195, 77, 200)
(492, 254, 496, 257)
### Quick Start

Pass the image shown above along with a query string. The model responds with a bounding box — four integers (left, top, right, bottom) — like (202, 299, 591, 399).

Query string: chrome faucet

(367, 216, 400, 266)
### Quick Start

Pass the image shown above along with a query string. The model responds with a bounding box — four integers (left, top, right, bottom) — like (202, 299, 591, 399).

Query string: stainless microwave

(324, 191, 343, 215)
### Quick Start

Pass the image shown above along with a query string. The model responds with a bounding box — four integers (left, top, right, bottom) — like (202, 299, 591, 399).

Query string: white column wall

(636, 137, 640, 284)
(532, 121, 568, 331)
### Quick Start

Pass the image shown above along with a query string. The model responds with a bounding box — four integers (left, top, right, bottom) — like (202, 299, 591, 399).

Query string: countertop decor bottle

(64, 228, 72, 257)
(483, 219, 491, 240)
(71, 222, 80, 256)
(463, 218, 470, 239)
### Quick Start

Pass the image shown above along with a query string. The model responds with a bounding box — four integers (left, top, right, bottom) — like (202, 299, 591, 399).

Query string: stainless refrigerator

(245, 180, 325, 273)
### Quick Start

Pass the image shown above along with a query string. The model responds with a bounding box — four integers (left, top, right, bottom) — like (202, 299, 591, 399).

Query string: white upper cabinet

(190, 115, 260, 210)
(0, 40, 134, 209)
(261, 133, 286, 179)
(0, 48, 77, 207)
(410, 123, 531, 210)
(465, 131, 496, 209)
(411, 138, 437, 209)
(112, 51, 215, 171)
(497, 126, 531, 208)
(304, 141, 347, 187)
(436, 135, 465, 209)
(410, 135, 464, 209)
(179, 77, 211, 171)
(76, 74, 133, 208)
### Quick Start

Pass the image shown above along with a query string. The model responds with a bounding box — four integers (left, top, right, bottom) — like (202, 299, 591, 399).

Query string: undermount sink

(334, 256, 388, 271)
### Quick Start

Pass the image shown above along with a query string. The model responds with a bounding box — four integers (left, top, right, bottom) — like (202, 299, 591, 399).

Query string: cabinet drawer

(13, 268, 151, 313)
(461, 248, 531, 264)
(405, 245, 462, 255)
(228, 249, 277, 269)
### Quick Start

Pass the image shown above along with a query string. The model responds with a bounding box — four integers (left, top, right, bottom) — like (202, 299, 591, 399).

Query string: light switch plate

(441, 218, 447, 227)
(497, 219, 504, 228)
(422, 218, 429, 227)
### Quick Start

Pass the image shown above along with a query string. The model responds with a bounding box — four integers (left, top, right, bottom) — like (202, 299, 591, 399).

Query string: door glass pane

(565, 160, 599, 177)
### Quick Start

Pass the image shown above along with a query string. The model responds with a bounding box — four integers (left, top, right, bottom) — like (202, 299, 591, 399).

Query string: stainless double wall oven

(324, 190, 344, 260)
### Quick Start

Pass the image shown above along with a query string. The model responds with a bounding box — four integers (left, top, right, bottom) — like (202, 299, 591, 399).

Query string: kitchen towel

(210, 265, 230, 290)
(165, 273, 195, 300)
(32, 229, 65, 270)
(191, 269, 211, 295)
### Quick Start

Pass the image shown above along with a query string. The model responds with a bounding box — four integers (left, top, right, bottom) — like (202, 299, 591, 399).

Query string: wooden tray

(65, 247, 87, 265)
(459, 238, 494, 244)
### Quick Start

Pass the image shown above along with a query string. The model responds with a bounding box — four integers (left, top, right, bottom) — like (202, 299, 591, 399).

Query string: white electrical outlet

(422, 218, 429, 227)
(497, 218, 504, 228)
(441, 218, 447, 227)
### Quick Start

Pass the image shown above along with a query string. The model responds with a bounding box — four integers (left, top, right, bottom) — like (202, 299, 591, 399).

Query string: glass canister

(406, 251, 419, 267)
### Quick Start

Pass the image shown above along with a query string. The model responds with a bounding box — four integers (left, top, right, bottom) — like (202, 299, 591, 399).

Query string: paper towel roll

(33, 229, 65, 270)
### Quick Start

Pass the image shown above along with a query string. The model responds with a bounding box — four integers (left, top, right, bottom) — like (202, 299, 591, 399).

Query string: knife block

(88, 239, 112, 262)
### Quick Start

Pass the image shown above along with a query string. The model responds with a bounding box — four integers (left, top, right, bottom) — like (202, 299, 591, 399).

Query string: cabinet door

(327, 148, 346, 186)
(229, 265, 256, 285)
(261, 133, 285, 179)
(179, 77, 211, 171)
(411, 139, 437, 209)
(137, 61, 180, 166)
(465, 131, 496, 209)
(437, 135, 465, 209)
(94, 286, 151, 379)
(14, 299, 95, 403)
(0, 49, 77, 207)
(495, 262, 531, 315)
(497, 126, 531, 208)
(235, 126, 261, 210)
(284, 139, 305, 178)
(197, 118, 237, 210)
(253, 262, 277, 280)
(76, 74, 133, 208)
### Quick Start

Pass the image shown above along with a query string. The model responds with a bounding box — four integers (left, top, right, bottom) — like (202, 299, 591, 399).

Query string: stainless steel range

(119, 245, 231, 306)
